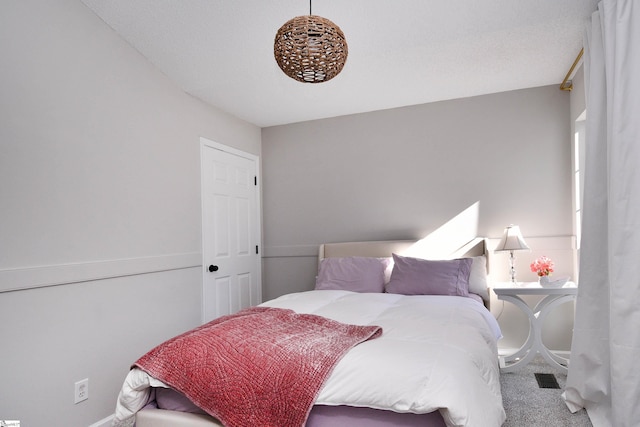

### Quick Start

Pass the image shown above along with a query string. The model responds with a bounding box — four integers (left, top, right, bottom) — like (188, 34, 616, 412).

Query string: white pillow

(468, 256, 489, 301)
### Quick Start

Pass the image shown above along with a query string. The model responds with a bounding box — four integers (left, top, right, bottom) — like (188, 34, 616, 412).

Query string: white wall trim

(200, 136, 260, 163)
(89, 414, 115, 427)
(0, 252, 201, 293)
(264, 236, 576, 259)
(263, 245, 319, 258)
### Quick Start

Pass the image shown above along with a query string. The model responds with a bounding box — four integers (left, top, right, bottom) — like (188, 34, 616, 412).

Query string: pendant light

(273, 1, 348, 83)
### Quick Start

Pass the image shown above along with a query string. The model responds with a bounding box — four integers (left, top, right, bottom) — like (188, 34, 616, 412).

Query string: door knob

(208, 265, 219, 272)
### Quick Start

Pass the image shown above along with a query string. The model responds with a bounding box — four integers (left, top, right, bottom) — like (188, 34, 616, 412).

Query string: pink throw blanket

(134, 306, 382, 427)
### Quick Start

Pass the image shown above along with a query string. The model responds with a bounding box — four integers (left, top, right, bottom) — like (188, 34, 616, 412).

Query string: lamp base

(508, 250, 518, 284)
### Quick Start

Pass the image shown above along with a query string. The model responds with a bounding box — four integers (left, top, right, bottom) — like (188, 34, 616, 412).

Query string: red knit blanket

(134, 306, 382, 427)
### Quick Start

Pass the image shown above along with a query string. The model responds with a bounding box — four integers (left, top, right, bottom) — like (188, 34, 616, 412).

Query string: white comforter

(115, 290, 505, 427)
(263, 290, 505, 427)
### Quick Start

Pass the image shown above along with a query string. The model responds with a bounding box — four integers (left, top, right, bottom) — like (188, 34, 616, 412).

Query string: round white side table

(493, 282, 577, 373)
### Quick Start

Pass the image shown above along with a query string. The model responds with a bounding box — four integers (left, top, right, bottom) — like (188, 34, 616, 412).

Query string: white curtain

(563, 1, 640, 426)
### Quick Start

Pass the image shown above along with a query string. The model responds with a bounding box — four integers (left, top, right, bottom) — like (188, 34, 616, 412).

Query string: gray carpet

(500, 356, 592, 426)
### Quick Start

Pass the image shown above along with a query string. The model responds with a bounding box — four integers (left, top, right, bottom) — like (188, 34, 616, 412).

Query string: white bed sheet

(114, 290, 505, 427)
(262, 290, 504, 427)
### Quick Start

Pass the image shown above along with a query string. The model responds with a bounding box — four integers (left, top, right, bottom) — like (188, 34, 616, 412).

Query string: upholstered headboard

(318, 237, 491, 308)
(319, 240, 415, 260)
(319, 238, 489, 268)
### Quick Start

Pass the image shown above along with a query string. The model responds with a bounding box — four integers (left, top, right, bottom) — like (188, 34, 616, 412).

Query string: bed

(112, 238, 506, 427)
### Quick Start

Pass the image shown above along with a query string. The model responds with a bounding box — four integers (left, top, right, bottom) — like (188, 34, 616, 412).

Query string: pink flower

(530, 256, 554, 277)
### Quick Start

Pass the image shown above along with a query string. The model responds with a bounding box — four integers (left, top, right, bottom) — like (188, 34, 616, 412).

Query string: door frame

(200, 137, 262, 322)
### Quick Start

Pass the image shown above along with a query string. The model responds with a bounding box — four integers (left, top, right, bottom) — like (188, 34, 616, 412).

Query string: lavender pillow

(315, 257, 389, 293)
(385, 254, 472, 296)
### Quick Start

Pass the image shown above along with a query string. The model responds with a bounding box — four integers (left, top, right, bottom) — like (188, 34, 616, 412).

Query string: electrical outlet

(74, 378, 89, 404)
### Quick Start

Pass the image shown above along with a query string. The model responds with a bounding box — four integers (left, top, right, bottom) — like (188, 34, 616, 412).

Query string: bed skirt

(136, 405, 446, 427)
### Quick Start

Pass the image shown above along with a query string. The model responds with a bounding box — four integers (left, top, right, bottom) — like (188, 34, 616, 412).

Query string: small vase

(538, 275, 551, 286)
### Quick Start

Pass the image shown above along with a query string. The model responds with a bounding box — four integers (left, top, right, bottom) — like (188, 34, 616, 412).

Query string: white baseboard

(498, 348, 571, 358)
(89, 414, 114, 427)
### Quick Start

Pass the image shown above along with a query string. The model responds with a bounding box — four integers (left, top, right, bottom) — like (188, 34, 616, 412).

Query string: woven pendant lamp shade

(274, 15, 348, 83)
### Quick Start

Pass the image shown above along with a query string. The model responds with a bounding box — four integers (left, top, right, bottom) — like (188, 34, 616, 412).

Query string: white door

(201, 139, 261, 323)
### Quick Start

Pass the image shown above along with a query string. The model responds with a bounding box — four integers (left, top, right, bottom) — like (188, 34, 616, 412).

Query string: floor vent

(534, 373, 560, 389)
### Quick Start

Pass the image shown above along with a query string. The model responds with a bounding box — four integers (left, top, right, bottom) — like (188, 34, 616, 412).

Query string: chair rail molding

(0, 252, 201, 293)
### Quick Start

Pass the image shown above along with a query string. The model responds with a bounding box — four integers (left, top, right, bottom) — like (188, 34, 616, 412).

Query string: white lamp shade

(495, 225, 530, 252)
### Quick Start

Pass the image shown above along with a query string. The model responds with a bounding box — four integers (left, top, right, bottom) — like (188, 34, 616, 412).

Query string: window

(574, 111, 586, 249)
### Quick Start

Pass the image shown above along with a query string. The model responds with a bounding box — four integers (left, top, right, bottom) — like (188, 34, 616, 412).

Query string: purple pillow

(385, 254, 472, 297)
(315, 257, 389, 293)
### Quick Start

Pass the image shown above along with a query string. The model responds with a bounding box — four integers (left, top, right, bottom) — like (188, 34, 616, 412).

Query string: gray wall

(0, 1, 584, 424)
(262, 85, 576, 351)
(0, 1, 260, 425)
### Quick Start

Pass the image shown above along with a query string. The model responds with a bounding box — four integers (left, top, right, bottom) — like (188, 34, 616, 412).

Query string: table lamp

(495, 224, 530, 284)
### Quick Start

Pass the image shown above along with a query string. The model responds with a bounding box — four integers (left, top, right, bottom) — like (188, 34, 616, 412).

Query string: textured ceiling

(81, 0, 598, 127)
